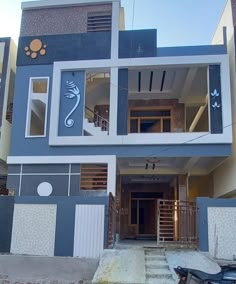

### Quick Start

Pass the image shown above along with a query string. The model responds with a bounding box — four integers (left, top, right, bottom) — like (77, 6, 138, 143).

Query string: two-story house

(6, 0, 232, 258)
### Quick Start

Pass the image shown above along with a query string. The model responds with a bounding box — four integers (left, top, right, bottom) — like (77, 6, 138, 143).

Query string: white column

(109, 67, 118, 136)
(107, 156, 116, 196)
(111, 0, 120, 60)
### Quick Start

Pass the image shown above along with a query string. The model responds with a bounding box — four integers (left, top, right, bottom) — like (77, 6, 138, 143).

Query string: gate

(107, 192, 116, 248)
(157, 200, 198, 245)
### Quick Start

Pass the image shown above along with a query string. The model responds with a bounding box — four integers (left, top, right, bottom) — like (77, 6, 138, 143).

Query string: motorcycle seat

(178, 267, 222, 281)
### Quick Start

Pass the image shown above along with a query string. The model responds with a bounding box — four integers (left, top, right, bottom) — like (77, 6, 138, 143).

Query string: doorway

(138, 200, 156, 235)
(130, 191, 163, 238)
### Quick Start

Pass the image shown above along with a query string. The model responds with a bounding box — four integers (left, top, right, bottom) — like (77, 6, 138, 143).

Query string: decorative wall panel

(58, 71, 85, 137)
(73, 204, 105, 258)
(208, 207, 236, 260)
(209, 65, 223, 133)
(11, 204, 57, 256)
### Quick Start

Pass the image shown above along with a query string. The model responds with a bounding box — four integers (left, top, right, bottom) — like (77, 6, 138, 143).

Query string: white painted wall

(212, 0, 236, 197)
(73, 205, 105, 258)
(208, 207, 236, 260)
(11, 204, 57, 256)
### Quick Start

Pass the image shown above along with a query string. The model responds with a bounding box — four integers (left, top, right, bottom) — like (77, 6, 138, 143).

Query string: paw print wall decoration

(24, 39, 47, 59)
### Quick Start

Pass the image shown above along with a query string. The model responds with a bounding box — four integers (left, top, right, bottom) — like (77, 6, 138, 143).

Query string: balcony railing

(85, 106, 109, 132)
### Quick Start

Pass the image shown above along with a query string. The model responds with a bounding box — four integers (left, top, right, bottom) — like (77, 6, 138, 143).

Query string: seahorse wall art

(64, 81, 81, 128)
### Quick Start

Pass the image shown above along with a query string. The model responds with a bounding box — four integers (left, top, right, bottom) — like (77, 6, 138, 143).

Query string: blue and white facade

(6, 0, 233, 257)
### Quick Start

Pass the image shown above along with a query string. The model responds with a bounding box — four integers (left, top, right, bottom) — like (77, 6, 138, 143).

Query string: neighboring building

(0, 38, 16, 194)
(211, 0, 236, 198)
(6, 0, 232, 258)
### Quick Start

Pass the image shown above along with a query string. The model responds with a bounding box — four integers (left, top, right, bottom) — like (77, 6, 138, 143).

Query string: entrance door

(138, 200, 156, 235)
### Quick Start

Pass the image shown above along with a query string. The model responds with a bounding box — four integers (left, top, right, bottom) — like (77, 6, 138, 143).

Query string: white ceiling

(117, 156, 227, 178)
(128, 66, 208, 105)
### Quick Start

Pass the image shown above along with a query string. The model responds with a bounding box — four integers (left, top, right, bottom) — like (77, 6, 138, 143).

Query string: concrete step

(146, 272, 173, 279)
(145, 255, 166, 261)
(146, 268, 172, 276)
(145, 260, 167, 267)
(146, 263, 169, 269)
(145, 250, 165, 256)
(146, 278, 175, 284)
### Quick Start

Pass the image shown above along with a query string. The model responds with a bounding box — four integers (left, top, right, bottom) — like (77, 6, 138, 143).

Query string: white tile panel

(208, 207, 236, 260)
(73, 205, 105, 258)
(10, 204, 57, 256)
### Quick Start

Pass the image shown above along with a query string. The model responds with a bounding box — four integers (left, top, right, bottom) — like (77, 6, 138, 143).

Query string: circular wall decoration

(24, 39, 47, 59)
(37, 182, 53, 196)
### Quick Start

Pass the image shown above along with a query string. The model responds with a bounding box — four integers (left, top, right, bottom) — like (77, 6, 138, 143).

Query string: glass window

(25, 78, 49, 137)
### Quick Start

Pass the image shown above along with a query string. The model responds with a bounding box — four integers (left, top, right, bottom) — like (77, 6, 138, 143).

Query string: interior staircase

(145, 248, 175, 284)
(83, 118, 108, 136)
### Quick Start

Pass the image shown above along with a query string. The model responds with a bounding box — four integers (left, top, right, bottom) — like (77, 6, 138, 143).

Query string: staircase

(83, 118, 108, 136)
(145, 248, 175, 284)
(83, 106, 109, 136)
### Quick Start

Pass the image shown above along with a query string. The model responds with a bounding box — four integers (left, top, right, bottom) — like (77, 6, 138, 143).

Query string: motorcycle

(174, 265, 236, 284)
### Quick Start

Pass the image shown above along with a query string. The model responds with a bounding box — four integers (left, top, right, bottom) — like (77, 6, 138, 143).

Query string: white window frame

(25, 77, 49, 138)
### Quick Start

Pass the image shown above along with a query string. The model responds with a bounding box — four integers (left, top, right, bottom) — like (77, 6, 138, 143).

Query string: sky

(0, 0, 228, 47)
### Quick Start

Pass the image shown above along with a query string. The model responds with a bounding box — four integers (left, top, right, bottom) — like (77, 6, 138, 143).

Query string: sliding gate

(157, 200, 198, 246)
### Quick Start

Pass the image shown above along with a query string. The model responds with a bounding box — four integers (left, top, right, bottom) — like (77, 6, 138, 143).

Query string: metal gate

(157, 200, 198, 245)
(107, 193, 116, 248)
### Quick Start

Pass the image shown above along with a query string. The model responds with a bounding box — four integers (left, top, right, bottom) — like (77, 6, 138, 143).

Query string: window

(87, 12, 112, 32)
(129, 108, 171, 133)
(25, 77, 49, 137)
(80, 164, 107, 190)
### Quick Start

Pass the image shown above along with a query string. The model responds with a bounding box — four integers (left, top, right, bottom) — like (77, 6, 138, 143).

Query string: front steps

(92, 248, 176, 284)
(145, 248, 175, 284)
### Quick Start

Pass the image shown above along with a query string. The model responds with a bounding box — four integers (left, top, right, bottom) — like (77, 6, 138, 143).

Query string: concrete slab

(0, 254, 98, 283)
(165, 249, 221, 281)
(92, 249, 146, 284)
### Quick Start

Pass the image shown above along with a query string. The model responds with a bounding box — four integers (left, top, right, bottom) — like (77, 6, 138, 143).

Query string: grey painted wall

(10, 65, 231, 158)
(196, 197, 236, 252)
(0, 197, 14, 252)
(7, 164, 107, 197)
(10, 65, 53, 156)
(156, 45, 226, 57)
(17, 33, 111, 66)
(119, 30, 157, 58)
(54, 199, 76, 256)
(117, 69, 128, 135)
(58, 71, 85, 136)
(20, 175, 69, 196)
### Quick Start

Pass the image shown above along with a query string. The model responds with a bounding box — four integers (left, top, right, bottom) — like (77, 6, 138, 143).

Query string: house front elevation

(6, 0, 232, 257)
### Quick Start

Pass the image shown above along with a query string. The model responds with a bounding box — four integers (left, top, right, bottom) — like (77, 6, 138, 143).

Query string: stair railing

(85, 106, 109, 132)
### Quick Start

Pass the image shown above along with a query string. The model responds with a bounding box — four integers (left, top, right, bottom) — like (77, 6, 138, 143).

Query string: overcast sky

(0, 0, 228, 47)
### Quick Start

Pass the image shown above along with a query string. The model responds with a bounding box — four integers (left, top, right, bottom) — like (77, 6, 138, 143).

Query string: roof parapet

(21, 0, 116, 10)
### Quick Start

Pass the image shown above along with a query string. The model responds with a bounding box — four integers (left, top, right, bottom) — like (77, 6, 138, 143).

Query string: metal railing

(85, 106, 109, 132)
(6, 103, 13, 124)
(157, 199, 198, 245)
